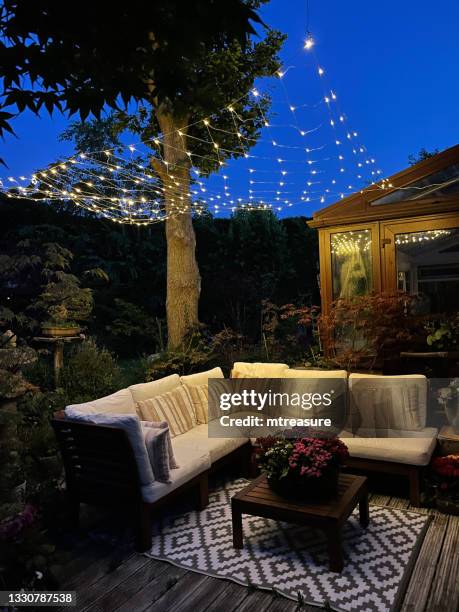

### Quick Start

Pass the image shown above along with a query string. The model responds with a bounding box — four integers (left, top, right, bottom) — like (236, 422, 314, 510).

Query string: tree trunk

(153, 111, 201, 350)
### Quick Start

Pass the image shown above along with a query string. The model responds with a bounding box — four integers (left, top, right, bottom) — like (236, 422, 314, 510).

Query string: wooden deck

(55, 486, 459, 612)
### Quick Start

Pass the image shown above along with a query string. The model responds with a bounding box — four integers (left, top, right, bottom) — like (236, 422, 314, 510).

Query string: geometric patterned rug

(147, 479, 430, 612)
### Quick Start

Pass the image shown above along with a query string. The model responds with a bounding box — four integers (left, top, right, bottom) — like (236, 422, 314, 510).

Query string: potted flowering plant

(437, 378, 459, 434)
(427, 455, 459, 515)
(256, 437, 349, 501)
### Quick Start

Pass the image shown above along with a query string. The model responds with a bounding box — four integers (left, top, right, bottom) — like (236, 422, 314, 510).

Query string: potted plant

(41, 306, 81, 337)
(256, 436, 349, 501)
(427, 455, 459, 515)
(426, 314, 459, 355)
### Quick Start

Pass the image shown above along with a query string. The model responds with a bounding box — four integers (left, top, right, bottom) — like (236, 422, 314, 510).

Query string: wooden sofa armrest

(51, 415, 142, 506)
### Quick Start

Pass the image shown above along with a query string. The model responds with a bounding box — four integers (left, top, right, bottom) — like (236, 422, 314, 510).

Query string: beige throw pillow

(136, 386, 196, 437)
(185, 384, 209, 424)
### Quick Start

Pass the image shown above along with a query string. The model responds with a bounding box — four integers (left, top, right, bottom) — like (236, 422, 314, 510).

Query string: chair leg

(408, 468, 421, 506)
(239, 444, 253, 478)
(195, 475, 209, 511)
(135, 502, 152, 553)
(248, 447, 260, 479)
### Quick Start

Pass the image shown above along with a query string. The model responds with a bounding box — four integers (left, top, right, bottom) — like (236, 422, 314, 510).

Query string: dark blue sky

(1, 0, 458, 217)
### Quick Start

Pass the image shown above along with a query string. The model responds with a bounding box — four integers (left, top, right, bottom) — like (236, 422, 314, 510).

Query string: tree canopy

(0, 0, 266, 141)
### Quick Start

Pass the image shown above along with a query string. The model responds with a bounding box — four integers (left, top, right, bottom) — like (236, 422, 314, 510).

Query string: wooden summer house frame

(308, 144, 459, 314)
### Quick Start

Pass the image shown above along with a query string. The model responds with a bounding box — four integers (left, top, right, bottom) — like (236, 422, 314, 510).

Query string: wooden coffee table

(231, 473, 369, 573)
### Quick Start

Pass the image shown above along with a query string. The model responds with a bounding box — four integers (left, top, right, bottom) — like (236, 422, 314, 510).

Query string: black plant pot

(268, 468, 339, 502)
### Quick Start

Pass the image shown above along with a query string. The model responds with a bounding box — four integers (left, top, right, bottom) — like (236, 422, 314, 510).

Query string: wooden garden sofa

(52, 363, 437, 552)
(52, 366, 253, 551)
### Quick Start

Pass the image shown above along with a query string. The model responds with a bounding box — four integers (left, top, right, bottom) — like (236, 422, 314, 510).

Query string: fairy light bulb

(304, 34, 314, 50)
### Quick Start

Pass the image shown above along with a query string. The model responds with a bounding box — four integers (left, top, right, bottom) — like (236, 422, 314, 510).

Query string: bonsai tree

(37, 271, 93, 331)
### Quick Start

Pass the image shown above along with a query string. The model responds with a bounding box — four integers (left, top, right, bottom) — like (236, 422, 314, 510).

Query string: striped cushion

(136, 386, 196, 437)
(185, 384, 209, 424)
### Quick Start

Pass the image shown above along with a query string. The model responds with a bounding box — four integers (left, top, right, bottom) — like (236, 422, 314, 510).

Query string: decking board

(425, 515, 459, 612)
(114, 564, 188, 612)
(56, 492, 458, 612)
(400, 512, 449, 612)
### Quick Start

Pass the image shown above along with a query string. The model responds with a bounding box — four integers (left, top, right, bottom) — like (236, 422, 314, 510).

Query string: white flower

(439, 387, 453, 400)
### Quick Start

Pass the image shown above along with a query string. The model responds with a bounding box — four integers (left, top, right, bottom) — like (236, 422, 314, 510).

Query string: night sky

(1, 0, 458, 218)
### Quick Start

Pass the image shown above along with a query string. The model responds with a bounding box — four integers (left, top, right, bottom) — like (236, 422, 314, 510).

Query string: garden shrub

(58, 338, 120, 404)
(145, 325, 259, 380)
(261, 300, 320, 365)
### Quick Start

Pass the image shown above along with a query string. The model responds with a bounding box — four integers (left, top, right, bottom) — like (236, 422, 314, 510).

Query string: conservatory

(309, 144, 459, 315)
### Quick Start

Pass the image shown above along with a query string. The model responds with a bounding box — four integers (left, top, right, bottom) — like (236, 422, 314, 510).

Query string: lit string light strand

(0, 43, 414, 225)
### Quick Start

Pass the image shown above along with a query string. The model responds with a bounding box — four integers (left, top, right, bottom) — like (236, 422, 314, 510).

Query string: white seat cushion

(141, 432, 211, 503)
(66, 388, 136, 416)
(231, 362, 289, 378)
(180, 367, 224, 387)
(189, 423, 249, 463)
(129, 374, 181, 403)
(340, 428, 438, 466)
(285, 369, 348, 379)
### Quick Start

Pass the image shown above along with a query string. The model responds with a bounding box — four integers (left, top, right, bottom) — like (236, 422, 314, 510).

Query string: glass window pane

(331, 229, 373, 299)
(371, 163, 459, 206)
(396, 228, 459, 314)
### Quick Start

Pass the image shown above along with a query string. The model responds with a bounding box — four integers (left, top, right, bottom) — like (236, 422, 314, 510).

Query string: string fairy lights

(395, 229, 451, 245)
(330, 230, 372, 256)
(1, 25, 444, 226)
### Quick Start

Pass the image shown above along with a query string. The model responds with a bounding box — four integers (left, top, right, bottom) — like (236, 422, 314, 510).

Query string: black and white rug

(147, 479, 430, 612)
